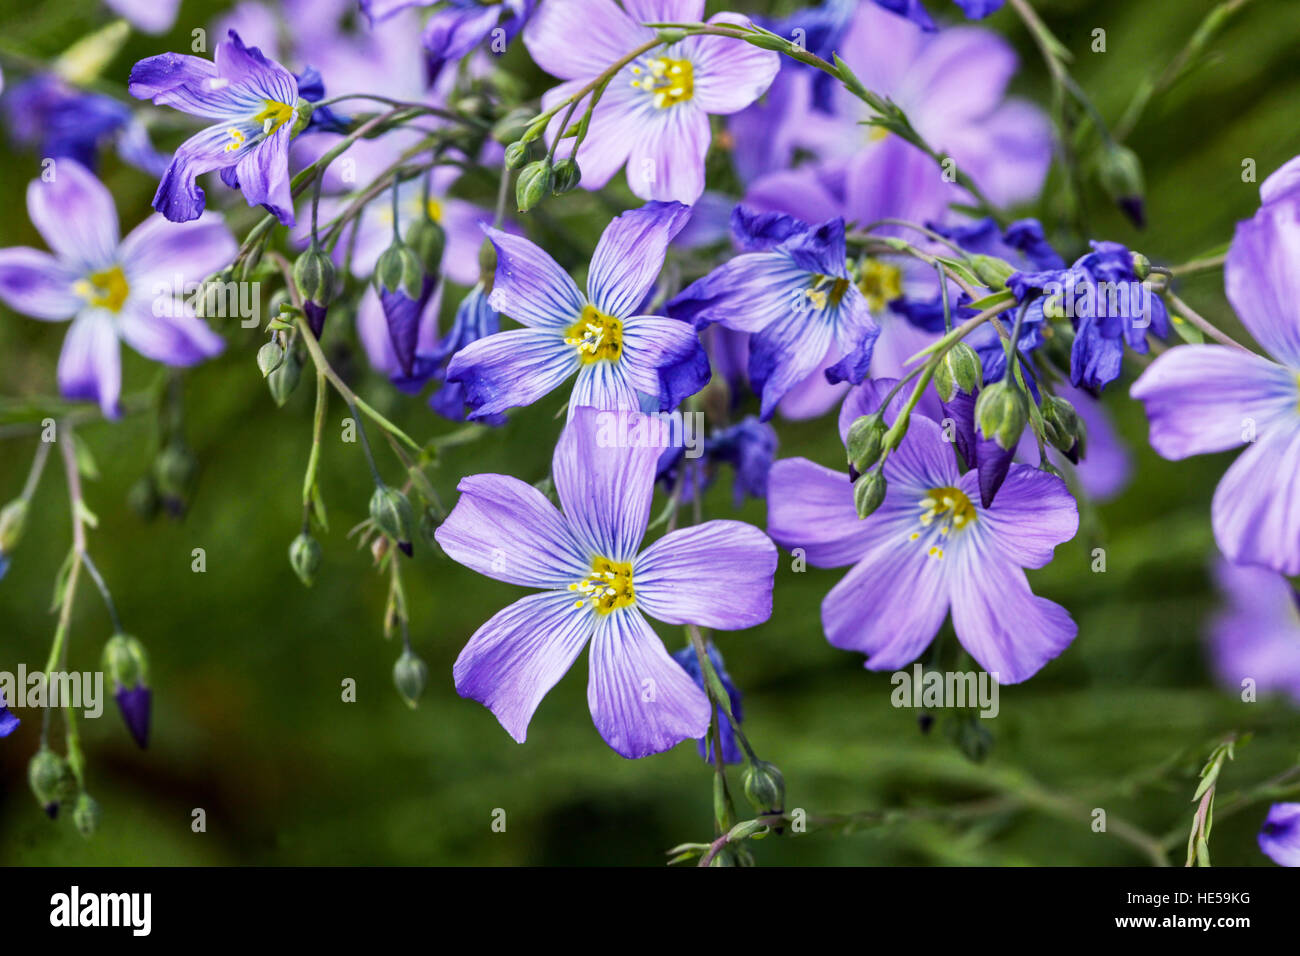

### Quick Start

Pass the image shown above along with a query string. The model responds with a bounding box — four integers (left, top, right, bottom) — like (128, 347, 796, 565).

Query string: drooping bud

(934, 342, 983, 402)
(152, 443, 196, 502)
(103, 633, 151, 749)
(975, 381, 1027, 451)
(126, 476, 160, 521)
(267, 348, 303, 407)
(845, 413, 887, 473)
(1042, 395, 1086, 460)
(406, 216, 446, 275)
(1131, 251, 1152, 281)
(742, 760, 786, 815)
(28, 748, 73, 818)
(968, 255, 1015, 291)
(373, 239, 425, 300)
(853, 470, 887, 519)
(551, 157, 581, 195)
(293, 240, 336, 309)
(289, 533, 322, 587)
(492, 107, 535, 145)
(0, 498, 28, 555)
(393, 646, 428, 709)
(370, 485, 416, 555)
(515, 160, 553, 213)
(503, 140, 530, 170)
(1098, 143, 1146, 228)
(72, 792, 101, 838)
(257, 340, 285, 378)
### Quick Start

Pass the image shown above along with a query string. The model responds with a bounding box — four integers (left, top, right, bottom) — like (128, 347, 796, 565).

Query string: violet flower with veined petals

(1209, 557, 1300, 707)
(425, 283, 503, 422)
(129, 31, 303, 225)
(356, 281, 444, 394)
(524, 0, 780, 204)
(0, 161, 235, 417)
(667, 207, 879, 420)
(447, 201, 710, 420)
(767, 378, 1079, 683)
(434, 407, 776, 757)
(1259, 803, 1300, 866)
(1131, 202, 1300, 575)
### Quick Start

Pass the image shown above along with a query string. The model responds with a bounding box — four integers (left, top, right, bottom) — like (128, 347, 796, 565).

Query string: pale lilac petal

(58, 311, 121, 418)
(682, 15, 781, 115)
(553, 406, 666, 560)
(1226, 203, 1300, 366)
(587, 607, 710, 758)
(27, 161, 118, 270)
(234, 125, 295, 225)
(1262, 155, 1300, 206)
(835, 1, 925, 102)
(944, 98, 1052, 207)
(974, 465, 1078, 569)
(118, 304, 224, 366)
(766, 457, 871, 568)
(1209, 557, 1300, 706)
(483, 227, 584, 328)
(587, 202, 691, 317)
(950, 548, 1076, 684)
(151, 125, 237, 223)
(1212, 427, 1300, 576)
(621, 0, 704, 21)
(569, 360, 641, 414)
(119, 211, 237, 288)
(445, 327, 577, 419)
(524, 0, 650, 80)
(439, 198, 491, 286)
(435, 473, 592, 586)
(1130, 345, 1298, 459)
(634, 520, 776, 629)
(626, 105, 709, 204)
(776, 343, 848, 420)
(0, 248, 80, 320)
(903, 26, 1016, 139)
(453, 590, 594, 743)
(105, 0, 180, 33)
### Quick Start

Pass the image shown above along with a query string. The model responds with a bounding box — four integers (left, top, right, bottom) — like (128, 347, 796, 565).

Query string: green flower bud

(515, 160, 553, 213)
(0, 497, 28, 554)
(853, 470, 887, 519)
(742, 760, 786, 815)
(393, 646, 428, 709)
(492, 107, 536, 145)
(289, 533, 322, 587)
(968, 255, 1015, 291)
(406, 216, 447, 276)
(370, 485, 416, 549)
(975, 382, 1027, 451)
(846, 413, 887, 472)
(126, 476, 160, 521)
(152, 443, 196, 500)
(102, 633, 149, 689)
(293, 240, 336, 307)
(28, 748, 74, 818)
(374, 240, 425, 300)
(478, 238, 498, 286)
(1131, 251, 1152, 281)
(1042, 395, 1086, 457)
(72, 792, 101, 838)
(503, 140, 530, 170)
(947, 713, 993, 763)
(289, 98, 314, 138)
(934, 342, 983, 401)
(552, 157, 581, 195)
(268, 348, 303, 407)
(257, 340, 285, 378)
(1098, 143, 1146, 227)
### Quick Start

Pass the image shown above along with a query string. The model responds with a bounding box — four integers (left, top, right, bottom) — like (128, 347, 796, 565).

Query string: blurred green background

(1, 0, 1298, 866)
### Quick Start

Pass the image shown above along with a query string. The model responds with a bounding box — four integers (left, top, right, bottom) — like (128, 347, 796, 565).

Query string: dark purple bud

(114, 684, 152, 749)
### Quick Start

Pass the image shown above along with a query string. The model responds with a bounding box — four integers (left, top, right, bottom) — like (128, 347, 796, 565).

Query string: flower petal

(453, 589, 594, 743)
(1226, 203, 1300, 367)
(969, 464, 1078, 569)
(634, 520, 776, 628)
(1212, 426, 1300, 576)
(1259, 803, 1300, 867)
(587, 201, 691, 318)
(58, 311, 122, 418)
(767, 457, 871, 567)
(524, 0, 649, 80)
(0, 247, 81, 320)
(118, 303, 224, 366)
(619, 315, 710, 411)
(626, 104, 709, 204)
(436, 473, 592, 586)
(587, 607, 710, 758)
(27, 161, 118, 270)
(445, 327, 577, 419)
(234, 125, 295, 226)
(483, 227, 585, 329)
(119, 211, 237, 289)
(682, 15, 781, 115)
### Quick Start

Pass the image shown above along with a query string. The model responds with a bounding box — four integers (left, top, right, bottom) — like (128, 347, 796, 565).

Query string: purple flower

(656, 415, 778, 506)
(105, 0, 181, 33)
(524, 0, 780, 204)
(0, 161, 235, 417)
(0, 689, 19, 738)
(114, 685, 152, 750)
(1131, 202, 1300, 575)
(1208, 558, 1300, 706)
(447, 201, 710, 420)
(129, 31, 303, 225)
(1262, 154, 1300, 208)
(767, 379, 1079, 682)
(425, 283, 503, 421)
(668, 207, 879, 420)
(434, 407, 777, 757)
(357, 281, 444, 393)
(871, 0, 1004, 31)
(672, 641, 744, 763)
(362, 0, 534, 83)
(1259, 803, 1300, 866)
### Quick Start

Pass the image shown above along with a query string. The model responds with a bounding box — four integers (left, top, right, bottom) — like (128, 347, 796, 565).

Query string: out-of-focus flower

(0, 689, 18, 738)
(656, 416, 777, 506)
(424, 283, 502, 421)
(672, 641, 744, 763)
(524, 0, 780, 204)
(1208, 557, 1300, 706)
(434, 407, 776, 757)
(362, 0, 535, 84)
(129, 31, 304, 225)
(105, 0, 181, 34)
(1259, 803, 1300, 866)
(0, 161, 235, 417)
(1131, 201, 1300, 575)
(448, 201, 710, 419)
(768, 378, 1079, 683)
(870, 0, 1004, 32)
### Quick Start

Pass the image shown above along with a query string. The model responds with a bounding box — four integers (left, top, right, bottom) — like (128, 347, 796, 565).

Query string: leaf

(71, 432, 98, 481)
(309, 482, 329, 533)
(76, 500, 99, 530)
(49, 549, 75, 612)
(935, 256, 983, 290)
(967, 289, 1016, 312)
(1171, 313, 1205, 344)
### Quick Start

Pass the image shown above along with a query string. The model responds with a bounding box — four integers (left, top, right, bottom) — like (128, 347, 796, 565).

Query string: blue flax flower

(1259, 803, 1300, 866)
(362, 1, 535, 83)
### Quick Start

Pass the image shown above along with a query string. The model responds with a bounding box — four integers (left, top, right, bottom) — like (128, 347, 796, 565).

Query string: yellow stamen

(73, 265, 129, 313)
(914, 486, 976, 558)
(224, 127, 246, 153)
(630, 56, 694, 109)
(805, 275, 851, 312)
(252, 99, 295, 136)
(564, 303, 623, 363)
(858, 258, 904, 312)
(568, 557, 635, 614)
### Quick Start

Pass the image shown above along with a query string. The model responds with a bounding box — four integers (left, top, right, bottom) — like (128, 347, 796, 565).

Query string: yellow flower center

(569, 557, 636, 614)
(805, 275, 851, 312)
(630, 56, 694, 109)
(426, 198, 443, 223)
(908, 486, 977, 560)
(857, 258, 904, 312)
(253, 99, 295, 135)
(73, 265, 129, 313)
(565, 303, 623, 363)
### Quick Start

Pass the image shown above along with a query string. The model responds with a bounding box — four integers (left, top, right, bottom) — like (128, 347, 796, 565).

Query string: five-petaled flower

(0, 161, 236, 418)
(447, 201, 710, 420)
(129, 30, 304, 226)
(434, 406, 777, 757)
(767, 379, 1079, 683)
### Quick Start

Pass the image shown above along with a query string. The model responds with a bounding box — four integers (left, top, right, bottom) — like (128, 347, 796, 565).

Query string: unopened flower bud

(406, 216, 446, 275)
(854, 470, 887, 519)
(268, 348, 303, 407)
(493, 107, 535, 145)
(975, 382, 1027, 451)
(552, 157, 581, 195)
(374, 240, 425, 300)
(934, 342, 983, 401)
(72, 792, 101, 838)
(1042, 394, 1086, 460)
(478, 238, 498, 287)
(289, 533, 322, 587)
(0, 498, 28, 554)
(257, 340, 285, 378)
(28, 748, 74, 818)
(969, 255, 1015, 290)
(393, 646, 428, 709)
(370, 485, 416, 554)
(104, 634, 151, 748)
(503, 140, 530, 170)
(127, 476, 160, 520)
(846, 413, 887, 472)
(1099, 143, 1146, 228)
(289, 98, 313, 138)
(293, 240, 336, 308)
(742, 759, 786, 815)
(516, 160, 553, 213)
(1131, 251, 1152, 281)
(152, 443, 196, 500)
